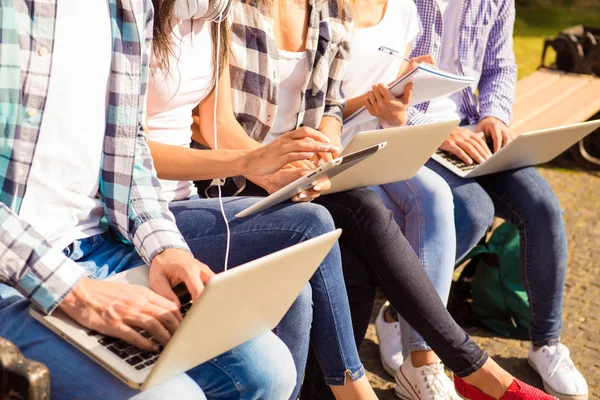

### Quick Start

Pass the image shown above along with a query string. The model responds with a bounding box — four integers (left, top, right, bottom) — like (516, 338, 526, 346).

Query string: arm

(0, 205, 86, 314)
(477, 0, 517, 127)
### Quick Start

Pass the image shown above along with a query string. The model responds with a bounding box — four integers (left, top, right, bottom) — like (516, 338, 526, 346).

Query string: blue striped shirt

(0, 0, 190, 314)
(407, 0, 518, 126)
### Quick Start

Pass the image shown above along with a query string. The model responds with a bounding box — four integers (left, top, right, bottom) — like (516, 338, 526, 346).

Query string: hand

(440, 126, 493, 165)
(59, 278, 182, 351)
(396, 55, 436, 80)
(475, 117, 514, 153)
(251, 164, 331, 201)
(241, 128, 339, 176)
(149, 248, 215, 307)
(315, 130, 342, 164)
(364, 83, 412, 127)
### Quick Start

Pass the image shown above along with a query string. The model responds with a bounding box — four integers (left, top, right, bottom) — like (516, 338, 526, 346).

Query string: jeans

(426, 159, 567, 347)
(0, 231, 296, 400)
(169, 197, 363, 397)
(370, 165, 456, 353)
(199, 180, 491, 399)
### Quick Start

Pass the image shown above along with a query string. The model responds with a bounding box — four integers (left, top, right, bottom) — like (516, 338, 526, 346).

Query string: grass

(513, 0, 600, 78)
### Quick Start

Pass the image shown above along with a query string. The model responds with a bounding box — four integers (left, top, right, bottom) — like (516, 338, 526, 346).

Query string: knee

(455, 190, 494, 236)
(291, 202, 337, 238)
(407, 172, 454, 217)
(238, 332, 297, 400)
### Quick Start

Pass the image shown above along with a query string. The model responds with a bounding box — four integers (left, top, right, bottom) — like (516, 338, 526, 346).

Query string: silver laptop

(30, 229, 342, 391)
(323, 120, 459, 194)
(235, 143, 387, 218)
(432, 120, 600, 178)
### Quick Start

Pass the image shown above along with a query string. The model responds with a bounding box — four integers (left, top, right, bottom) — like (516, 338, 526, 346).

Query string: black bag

(541, 25, 600, 76)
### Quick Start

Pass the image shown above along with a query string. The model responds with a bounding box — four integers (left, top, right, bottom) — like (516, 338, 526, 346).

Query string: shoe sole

(394, 367, 420, 400)
(527, 358, 589, 400)
(375, 327, 400, 378)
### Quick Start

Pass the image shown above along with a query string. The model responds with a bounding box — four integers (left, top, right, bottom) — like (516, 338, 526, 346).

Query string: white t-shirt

(19, 0, 112, 251)
(423, 0, 464, 122)
(341, 0, 419, 145)
(147, 19, 214, 202)
(263, 50, 309, 144)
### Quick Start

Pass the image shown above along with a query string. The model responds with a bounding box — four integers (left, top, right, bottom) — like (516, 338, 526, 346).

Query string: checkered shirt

(407, 0, 518, 127)
(229, 0, 354, 142)
(0, 0, 190, 314)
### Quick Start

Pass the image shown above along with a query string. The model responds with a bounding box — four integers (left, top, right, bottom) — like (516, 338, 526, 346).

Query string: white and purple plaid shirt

(407, 0, 518, 127)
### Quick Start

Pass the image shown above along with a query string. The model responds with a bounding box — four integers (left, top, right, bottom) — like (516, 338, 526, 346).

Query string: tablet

(235, 142, 387, 218)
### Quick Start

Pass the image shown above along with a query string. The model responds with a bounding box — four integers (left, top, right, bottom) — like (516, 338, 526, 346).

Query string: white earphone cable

(213, 16, 231, 272)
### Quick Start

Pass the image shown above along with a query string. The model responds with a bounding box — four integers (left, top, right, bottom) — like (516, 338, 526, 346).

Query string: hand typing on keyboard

(439, 126, 494, 165)
(475, 116, 514, 153)
(59, 278, 182, 351)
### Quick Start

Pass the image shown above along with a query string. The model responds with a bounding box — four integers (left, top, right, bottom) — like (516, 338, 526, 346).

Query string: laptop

(323, 120, 459, 194)
(431, 120, 600, 178)
(235, 143, 387, 218)
(30, 229, 342, 391)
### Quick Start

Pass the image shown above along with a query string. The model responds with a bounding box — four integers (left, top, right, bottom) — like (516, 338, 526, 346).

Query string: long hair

(151, 0, 230, 91)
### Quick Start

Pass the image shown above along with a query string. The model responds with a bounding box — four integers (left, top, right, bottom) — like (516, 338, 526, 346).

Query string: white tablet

(235, 142, 387, 218)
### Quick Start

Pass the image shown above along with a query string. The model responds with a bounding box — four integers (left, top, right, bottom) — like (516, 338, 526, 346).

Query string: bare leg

(330, 374, 378, 400)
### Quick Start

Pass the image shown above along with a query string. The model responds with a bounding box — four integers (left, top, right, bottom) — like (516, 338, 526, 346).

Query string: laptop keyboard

(436, 136, 494, 172)
(87, 292, 192, 371)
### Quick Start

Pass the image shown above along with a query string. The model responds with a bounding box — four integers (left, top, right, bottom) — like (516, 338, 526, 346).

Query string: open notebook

(344, 63, 474, 127)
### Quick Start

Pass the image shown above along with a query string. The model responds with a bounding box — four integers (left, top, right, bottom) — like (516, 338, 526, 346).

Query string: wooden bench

(511, 67, 600, 135)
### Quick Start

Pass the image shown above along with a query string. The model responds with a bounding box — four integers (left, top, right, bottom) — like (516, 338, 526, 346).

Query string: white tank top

(147, 18, 214, 202)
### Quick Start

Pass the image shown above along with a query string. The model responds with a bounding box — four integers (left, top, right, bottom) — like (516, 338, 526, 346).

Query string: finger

(150, 273, 181, 309)
(179, 267, 205, 302)
(288, 140, 339, 154)
(502, 126, 513, 145)
(446, 142, 473, 165)
(284, 152, 319, 164)
(288, 128, 331, 144)
(198, 262, 215, 285)
(147, 291, 183, 323)
(367, 91, 377, 108)
(376, 84, 394, 102)
(318, 152, 334, 163)
(364, 97, 376, 116)
(114, 324, 159, 351)
(488, 124, 503, 153)
(401, 82, 413, 104)
(126, 312, 172, 346)
(148, 304, 181, 334)
(459, 140, 486, 164)
(313, 177, 331, 191)
(292, 191, 311, 202)
(469, 134, 493, 159)
(372, 85, 386, 105)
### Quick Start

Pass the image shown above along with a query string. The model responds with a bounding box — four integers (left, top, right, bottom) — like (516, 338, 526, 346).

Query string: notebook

(344, 64, 474, 127)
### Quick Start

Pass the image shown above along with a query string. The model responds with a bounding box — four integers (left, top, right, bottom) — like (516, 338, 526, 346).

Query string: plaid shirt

(229, 0, 353, 142)
(0, 0, 190, 314)
(407, 0, 518, 127)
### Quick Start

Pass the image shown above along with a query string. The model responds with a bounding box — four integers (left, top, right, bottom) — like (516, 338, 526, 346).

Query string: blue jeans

(370, 165, 456, 353)
(426, 159, 567, 346)
(0, 232, 296, 400)
(168, 197, 364, 395)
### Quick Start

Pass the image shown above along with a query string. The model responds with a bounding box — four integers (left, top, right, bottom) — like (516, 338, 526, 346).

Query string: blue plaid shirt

(0, 0, 190, 314)
(407, 0, 518, 127)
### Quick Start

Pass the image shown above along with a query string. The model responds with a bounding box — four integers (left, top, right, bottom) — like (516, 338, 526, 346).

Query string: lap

(169, 197, 335, 273)
(0, 296, 205, 400)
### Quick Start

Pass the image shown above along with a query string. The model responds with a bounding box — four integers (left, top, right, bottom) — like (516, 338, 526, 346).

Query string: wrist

(233, 149, 252, 176)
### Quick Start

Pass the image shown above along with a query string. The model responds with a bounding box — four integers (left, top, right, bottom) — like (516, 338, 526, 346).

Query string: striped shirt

(0, 0, 190, 314)
(407, 0, 518, 126)
(229, 0, 354, 142)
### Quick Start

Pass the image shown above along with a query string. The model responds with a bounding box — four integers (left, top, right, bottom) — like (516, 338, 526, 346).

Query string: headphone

(174, 0, 233, 22)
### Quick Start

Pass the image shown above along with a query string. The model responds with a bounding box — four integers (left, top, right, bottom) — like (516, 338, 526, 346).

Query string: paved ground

(362, 162, 600, 399)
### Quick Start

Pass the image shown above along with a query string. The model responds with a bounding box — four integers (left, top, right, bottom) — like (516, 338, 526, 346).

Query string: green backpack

(452, 222, 531, 338)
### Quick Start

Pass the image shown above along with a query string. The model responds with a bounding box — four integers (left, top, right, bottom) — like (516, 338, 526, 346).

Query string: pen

(378, 46, 410, 63)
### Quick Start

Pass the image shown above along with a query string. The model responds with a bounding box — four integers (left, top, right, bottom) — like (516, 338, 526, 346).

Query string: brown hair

(151, 0, 230, 91)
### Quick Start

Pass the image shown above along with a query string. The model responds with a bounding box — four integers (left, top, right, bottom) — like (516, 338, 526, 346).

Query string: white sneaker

(395, 358, 461, 400)
(528, 344, 588, 400)
(375, 301, 404, 376)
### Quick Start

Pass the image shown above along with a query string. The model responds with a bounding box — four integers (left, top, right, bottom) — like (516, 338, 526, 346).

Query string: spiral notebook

(344, 64, 474, 126)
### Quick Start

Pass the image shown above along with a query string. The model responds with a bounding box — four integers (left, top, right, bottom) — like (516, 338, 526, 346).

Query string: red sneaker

(454, 376, 556, 400)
